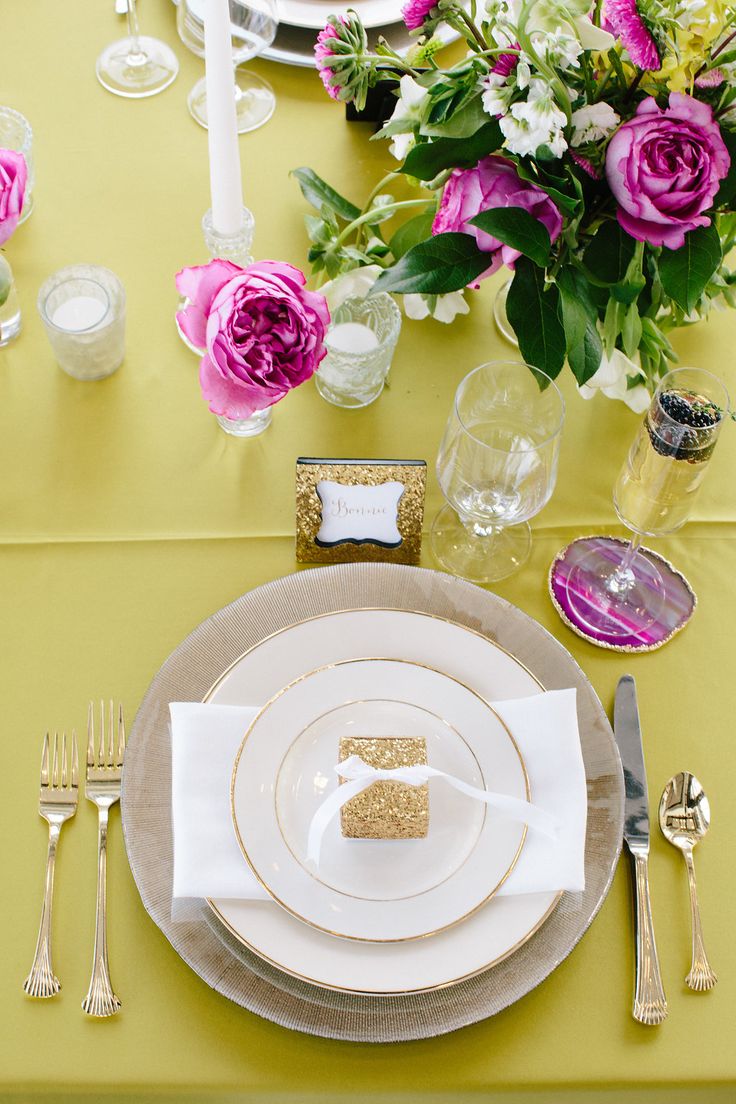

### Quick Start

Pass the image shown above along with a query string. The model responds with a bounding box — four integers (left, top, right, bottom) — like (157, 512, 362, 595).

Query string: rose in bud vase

(0, 147, 27, 344)
(294, 0, 736, 412)
(175, 259, 330, 423)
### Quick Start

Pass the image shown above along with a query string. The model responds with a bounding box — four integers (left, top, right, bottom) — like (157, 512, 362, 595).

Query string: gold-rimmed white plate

(122, 563, 623, 1040)
(229, 658, 529, 943)
(206, 608, 563, 994)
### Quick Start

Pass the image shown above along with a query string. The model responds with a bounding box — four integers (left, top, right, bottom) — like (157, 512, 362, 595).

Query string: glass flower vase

(0, 255, 22, 347)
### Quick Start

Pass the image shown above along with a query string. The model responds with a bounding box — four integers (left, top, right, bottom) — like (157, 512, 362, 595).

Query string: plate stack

(265, 0, 459, 67)
(122, 563, 624, 1041)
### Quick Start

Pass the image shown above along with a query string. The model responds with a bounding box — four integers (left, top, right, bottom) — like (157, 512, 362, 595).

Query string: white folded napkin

(170, 688, 587, 902)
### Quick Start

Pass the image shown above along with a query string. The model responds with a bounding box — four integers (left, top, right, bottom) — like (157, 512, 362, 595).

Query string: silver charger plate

(121, 563, 624, 1042)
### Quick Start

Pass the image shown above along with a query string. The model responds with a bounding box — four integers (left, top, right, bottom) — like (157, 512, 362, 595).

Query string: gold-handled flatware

(82, 700, 125, 1018)
(23, 731, 79, 998)
(659, 772, 717, 991)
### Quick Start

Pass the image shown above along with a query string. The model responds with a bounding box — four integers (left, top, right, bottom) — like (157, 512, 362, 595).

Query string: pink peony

(176, 259, 330, 419)
(604, 0, 660, 71)
(314, 20, 343, 100)
(402, 0, 435, 30)
(605, 93, 730, 249)
(432, 155, 563, 285)
(0, 148, 27, 247)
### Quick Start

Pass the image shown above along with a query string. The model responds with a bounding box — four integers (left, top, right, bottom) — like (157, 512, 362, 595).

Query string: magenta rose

(402, 0, 435, 30)
(605, 94, 730, 249)
(0, 149, 27, 247)
(176, 259, 330, 419)
(432, 155, 563, 285)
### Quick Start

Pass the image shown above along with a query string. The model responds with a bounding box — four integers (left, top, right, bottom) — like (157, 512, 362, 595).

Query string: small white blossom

(531, 27, 582, 71)
(403, 291, 470, 323)
(386, 76, 429, 162)
(579, 349, 650, 413)
(570, 102, 620, 145)
(320, 265, 382, 313)
(481, 73, 515, 117)
(500, 78, 568, 157)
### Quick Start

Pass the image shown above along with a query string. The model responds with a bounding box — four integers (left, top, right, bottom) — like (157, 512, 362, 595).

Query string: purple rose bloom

(606, 94, 730, 249)
(176, 259, 330, 419)
(432, 155, 563, 285)
(402, 0, 435, 30)
(0, 148, 27, 247)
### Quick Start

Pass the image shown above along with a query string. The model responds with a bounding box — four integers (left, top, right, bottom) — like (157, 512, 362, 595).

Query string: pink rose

(0, 148, 27, 247)
(605, 94, 730, 249)
(401, 0, 435, 30)
(176, 259, 330, 419)
(432, 155, 563, 285)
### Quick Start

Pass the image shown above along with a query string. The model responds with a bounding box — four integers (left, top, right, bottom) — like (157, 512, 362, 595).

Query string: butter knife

(615, 675, 667, 1025)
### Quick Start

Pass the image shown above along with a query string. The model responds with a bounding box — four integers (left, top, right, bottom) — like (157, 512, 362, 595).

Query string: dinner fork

(23, 731, 79, 998)
(82, 701, 125, 1017)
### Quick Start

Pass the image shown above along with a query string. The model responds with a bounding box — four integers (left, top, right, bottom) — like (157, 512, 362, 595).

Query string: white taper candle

(204, 0, 244, 235)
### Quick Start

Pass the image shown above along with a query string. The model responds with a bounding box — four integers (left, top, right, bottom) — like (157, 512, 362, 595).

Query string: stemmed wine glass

(177, 0, 277, 132)
(562, 367, 730, 640)
(432, 361, 565, 584)
(96, 1, 179, 98)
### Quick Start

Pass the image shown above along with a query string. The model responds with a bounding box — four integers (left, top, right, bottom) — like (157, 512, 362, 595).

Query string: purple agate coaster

(549, 536, 696, 653)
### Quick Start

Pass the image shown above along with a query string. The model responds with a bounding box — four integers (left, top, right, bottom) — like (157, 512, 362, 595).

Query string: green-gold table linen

(1, 2, 734, 1100)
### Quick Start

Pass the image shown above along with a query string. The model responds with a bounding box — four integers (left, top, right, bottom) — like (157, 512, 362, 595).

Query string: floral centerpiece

(297, 0, 736, 409)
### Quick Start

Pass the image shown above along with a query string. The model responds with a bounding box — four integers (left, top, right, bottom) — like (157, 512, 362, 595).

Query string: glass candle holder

(315, 293, 402, 409)
(0, 255, 22, 347)
(0, 106, 34, 222)
(216, 407, 272, 437)
(37, 265, 126, 381)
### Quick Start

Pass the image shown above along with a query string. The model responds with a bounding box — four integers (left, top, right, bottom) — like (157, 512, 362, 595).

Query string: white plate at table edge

(204, 607, 564, 995)
(230, 656, 529, 943)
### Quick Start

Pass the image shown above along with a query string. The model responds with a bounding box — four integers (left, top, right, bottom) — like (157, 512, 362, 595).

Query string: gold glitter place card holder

(295, 458, 427, 565)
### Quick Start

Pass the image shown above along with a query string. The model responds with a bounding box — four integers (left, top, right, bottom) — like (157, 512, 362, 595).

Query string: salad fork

(82, 701, 125, 1018)
(23, 731, 79, 998)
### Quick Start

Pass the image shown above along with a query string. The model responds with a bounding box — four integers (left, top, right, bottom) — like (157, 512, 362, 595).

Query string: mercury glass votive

(0, 106, 34, 223)
(37, 265, 126, 380)
(315, 293, 402, 409)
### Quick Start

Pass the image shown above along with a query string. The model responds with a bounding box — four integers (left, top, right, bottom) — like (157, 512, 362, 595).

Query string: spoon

(658, 772, 717, 991)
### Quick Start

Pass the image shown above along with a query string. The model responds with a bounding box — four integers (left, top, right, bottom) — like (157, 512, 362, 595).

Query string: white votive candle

(51, 295, 107, 332)
(326, 322, 379, 354)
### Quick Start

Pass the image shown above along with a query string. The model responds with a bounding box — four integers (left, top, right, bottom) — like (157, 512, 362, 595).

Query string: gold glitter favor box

(338, 736, 429, 840)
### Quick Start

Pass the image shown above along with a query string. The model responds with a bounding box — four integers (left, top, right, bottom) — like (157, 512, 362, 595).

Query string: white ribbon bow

(306, 755, 560, 865)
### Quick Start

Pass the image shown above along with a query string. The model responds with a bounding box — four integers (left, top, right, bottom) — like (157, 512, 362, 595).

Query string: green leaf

(505, 258, 566, 379)
(621, 301, 643, 358)
(401, 121, 503, 180)
(715, 128, 736, 206)
(371, 232, 489, 296)
(469, 207, 551, 268)
(583, 220, 635, 284)
(557, 267, 602, 385)
(291, 168, 360, 223)
(514, 161, 580, 216)
(658, 224, 722, 313)
(389, 210, 436, 259)
(421, 95, 488, 139)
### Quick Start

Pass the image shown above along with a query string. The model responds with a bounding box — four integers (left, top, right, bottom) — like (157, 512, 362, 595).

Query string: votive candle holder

(37, 265, 126, 380)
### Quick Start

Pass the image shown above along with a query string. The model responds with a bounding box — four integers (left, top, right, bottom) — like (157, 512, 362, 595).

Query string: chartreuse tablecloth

(1, 2, 735, 1100)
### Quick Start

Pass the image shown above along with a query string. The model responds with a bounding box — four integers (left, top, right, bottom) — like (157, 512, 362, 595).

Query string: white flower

(481, 73, 514, 117)
(570, 102, 620, 145)
(403, 291, 470, 323)
(319, 265, 382, 313)
(500, 78, 568, 157)
(531, 27, 582, 70)
(386, 76, 429, 162)
(578, 349, 651, 412)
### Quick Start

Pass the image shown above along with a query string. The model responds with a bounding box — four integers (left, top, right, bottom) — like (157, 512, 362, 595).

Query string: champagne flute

(177, 0, 278, 133)
(431, 361, 565, 583)
(563, 367, 730, 639)
(96, 1, 179, 98)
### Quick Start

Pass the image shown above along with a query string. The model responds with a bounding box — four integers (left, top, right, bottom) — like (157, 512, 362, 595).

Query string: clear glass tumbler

(563, 366, 729, 638)
(315, 294, 402, 409)
(432, 361, 565, 583)
(0, 106, 34, 222)
(38, 266, 126, 381)
(177, 0, 277, 132)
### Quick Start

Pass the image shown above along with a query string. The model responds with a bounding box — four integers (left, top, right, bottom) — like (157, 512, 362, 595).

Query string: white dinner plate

(230, 659, 529, 942)
(207, 608, 562, 994)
